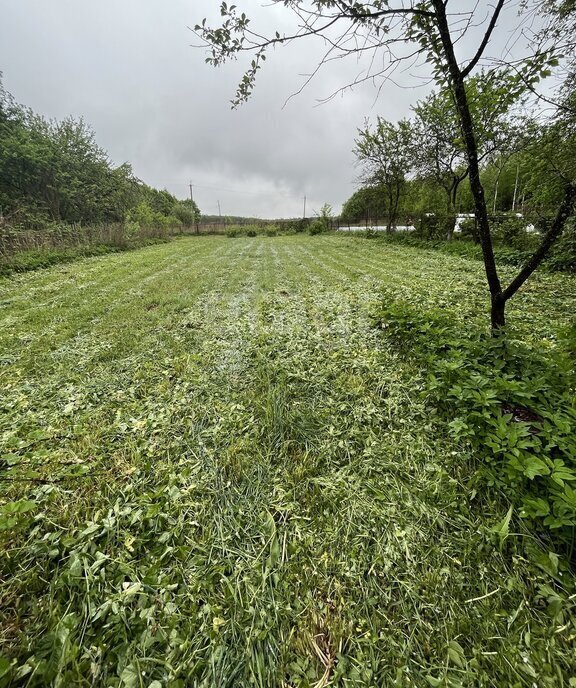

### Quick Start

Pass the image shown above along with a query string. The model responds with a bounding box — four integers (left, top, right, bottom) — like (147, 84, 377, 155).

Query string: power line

(195, 183, 302, 199)
(157, 180, 305, 200)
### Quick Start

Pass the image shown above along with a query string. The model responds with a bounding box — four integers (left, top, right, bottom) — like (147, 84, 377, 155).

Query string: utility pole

(217, 200, 222, 228)
(189, 181, 199, 234)
(303, 195, 307, 220)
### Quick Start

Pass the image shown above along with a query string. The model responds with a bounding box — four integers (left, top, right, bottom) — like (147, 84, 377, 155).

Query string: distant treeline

(0, 78, 199, 232)
(337, 76, 576, 271)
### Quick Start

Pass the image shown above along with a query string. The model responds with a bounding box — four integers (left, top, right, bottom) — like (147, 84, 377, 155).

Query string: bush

(491, 216, 529, 248)
(265, 225, 278, 237)
(246, 228, 257, 237)
(308, 219, 325, 235)
(289, 219, 309, 233)
(417, 214, 443, 239)
(373, 296, 576, 551)
(458, 218, 478, 241)
(124, 220, 140, 239)
(548, 221, 576, 272)
(172, 205, 196, 228)
(125, 203, 181, 234)
(225, 228, 240, 238)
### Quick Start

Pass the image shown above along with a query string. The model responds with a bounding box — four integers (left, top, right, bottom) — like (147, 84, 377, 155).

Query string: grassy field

(1, 235, 576, 687)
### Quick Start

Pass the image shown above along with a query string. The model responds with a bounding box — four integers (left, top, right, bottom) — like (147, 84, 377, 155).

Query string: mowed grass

(1, 235, 575, 687)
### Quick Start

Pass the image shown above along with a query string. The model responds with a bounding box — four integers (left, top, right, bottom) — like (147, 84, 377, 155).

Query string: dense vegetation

(1, 235, 576, 686)
(340, 78, 576, 273)
(0, 78, 199, 238)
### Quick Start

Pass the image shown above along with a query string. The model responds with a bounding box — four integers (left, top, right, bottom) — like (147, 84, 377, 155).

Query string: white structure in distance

(339, 213, 537, 234)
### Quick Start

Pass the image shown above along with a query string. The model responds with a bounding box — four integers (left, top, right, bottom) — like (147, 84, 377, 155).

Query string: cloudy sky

(0, 1, 533, 218)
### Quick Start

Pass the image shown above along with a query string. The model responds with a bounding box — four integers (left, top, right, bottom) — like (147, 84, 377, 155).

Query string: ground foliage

(1, 235, 576, 686)
(0, 238, 171, 278)
(373, 295, 576, 549)
(361, 229, 576, 274)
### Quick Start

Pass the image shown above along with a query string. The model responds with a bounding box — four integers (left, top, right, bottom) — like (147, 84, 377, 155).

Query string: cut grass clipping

(1, 234, 576, 686)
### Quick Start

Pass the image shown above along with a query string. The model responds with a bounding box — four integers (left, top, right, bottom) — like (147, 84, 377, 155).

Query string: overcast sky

(0, 1, 534, 218)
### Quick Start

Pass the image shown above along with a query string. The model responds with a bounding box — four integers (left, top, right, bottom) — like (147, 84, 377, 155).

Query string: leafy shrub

(246, 228, 257, 237)
(491, 216, 529, 248)
(373, 296, 576, 549)
(124, 220, 140, 239)
(458, 218, 478, 241)
(308, 219, 325, 235)
(548, 221, 576, 272)
(308, 203, 334, 234)
(417, 214, 443, 239)
(561, 320, 576, 374)
(225, 228, 240, 238)
(125, 203, 180, 233)
(265, 225, 278, 237)
(172, 204, 196, 227)
(288, 219, 309, 233)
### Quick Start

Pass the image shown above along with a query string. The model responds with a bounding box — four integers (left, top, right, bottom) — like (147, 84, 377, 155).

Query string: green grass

(1, 235, 575, 687)
(0, 238, 171, 277)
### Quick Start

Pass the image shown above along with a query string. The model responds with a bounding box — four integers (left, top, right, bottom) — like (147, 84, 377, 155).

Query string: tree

(412, 77, 517, 239)
(412, 91, 467, 239)
(309, 202, 334, 233)
(173, 199, 201, 228)
(341, 184, 388, 225)
(0, 77, 186, 230)
(354, 118, 414, 232)
(195, 1, 576, 331)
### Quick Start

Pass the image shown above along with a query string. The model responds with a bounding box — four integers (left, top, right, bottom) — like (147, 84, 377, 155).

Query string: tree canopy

(0, 78, 200, 230)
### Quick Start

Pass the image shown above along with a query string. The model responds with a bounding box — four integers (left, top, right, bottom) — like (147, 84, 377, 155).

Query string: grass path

(1, 235, 575, 687)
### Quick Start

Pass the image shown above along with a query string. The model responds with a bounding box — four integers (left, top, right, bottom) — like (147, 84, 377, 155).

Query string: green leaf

(551, 463, 576, 487)
(522, 456, 550, 479)
(490, 505, 513, 547)
(0, 500, 37, 530)
(0, 656, 12, 679)
(521, 497, 550, 519)
(0, 500, 36, 515)
(447, 639, 466, 667)
(120, 664, 139, 688)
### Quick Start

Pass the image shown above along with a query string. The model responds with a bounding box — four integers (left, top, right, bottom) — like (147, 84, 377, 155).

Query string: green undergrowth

(0, 238, 170, 277)
(373, 293, 576, 554)
(361, 231, 576, 273)
(1, 235, 576, 686)
(225, 224, 283, 238)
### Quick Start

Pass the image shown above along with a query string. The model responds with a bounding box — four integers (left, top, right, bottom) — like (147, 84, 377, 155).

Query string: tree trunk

(491, 294, 506, 330)
(433, 0, 504, 332)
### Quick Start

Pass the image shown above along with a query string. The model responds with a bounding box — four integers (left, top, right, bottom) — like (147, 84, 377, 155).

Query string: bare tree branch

(461, 0, 506, 78)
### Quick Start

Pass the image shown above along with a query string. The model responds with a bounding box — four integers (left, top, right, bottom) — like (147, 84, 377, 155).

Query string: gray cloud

(3, 1, 520, 218)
